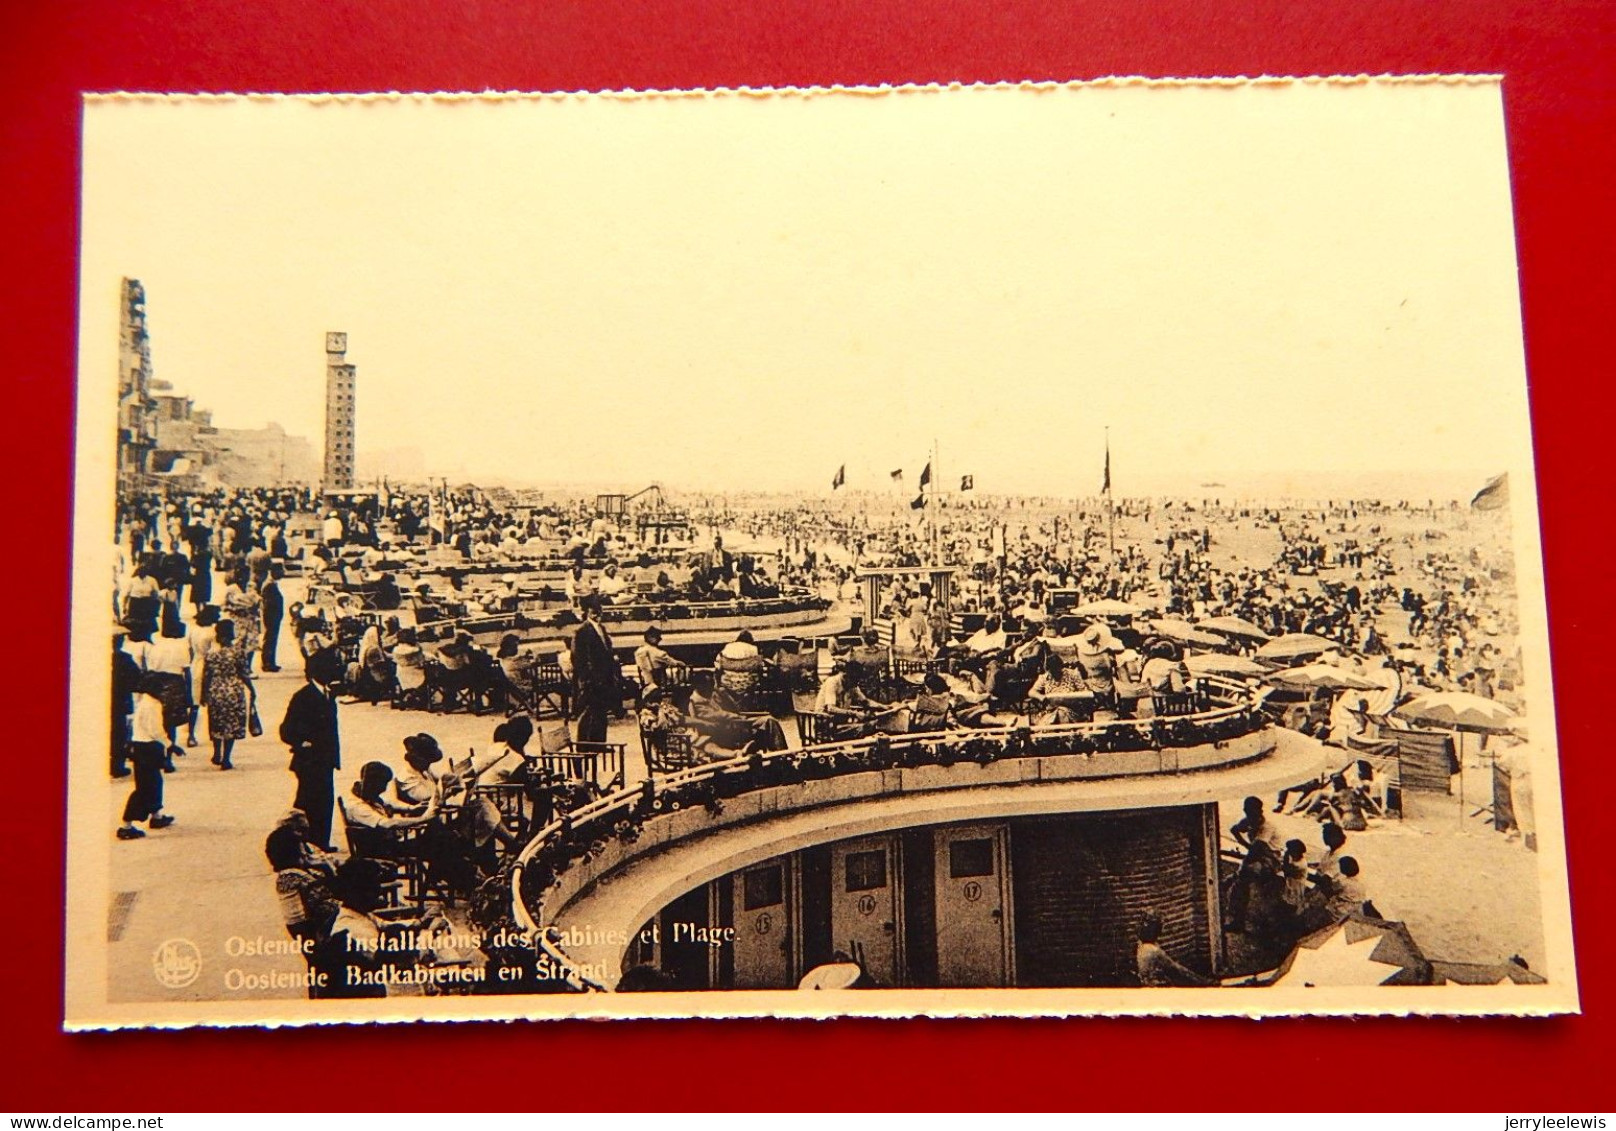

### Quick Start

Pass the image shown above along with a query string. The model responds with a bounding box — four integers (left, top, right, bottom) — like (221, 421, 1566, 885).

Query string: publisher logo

(153, 938, 202, 988)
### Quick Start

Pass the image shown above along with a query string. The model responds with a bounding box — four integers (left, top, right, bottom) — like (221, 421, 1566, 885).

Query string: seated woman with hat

(343, 759, 481, 896)
(393, 732, 517, 870)
(1075, 623, 1123, 719)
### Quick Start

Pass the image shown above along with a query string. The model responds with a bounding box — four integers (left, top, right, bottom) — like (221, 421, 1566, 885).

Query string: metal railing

(509, 673, 1265, 991)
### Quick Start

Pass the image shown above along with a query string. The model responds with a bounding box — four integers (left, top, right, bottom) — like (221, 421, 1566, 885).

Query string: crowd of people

(108, 480, 1532, 994)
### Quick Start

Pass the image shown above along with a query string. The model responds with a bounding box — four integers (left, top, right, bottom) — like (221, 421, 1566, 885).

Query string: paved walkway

(105, 614, 648, 1004)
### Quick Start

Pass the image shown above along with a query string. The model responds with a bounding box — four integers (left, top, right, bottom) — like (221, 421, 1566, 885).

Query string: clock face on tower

(325, 332, 347, 354)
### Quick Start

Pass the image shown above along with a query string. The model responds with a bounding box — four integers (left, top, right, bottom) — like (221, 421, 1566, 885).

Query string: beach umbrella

(1145, 618, 1228, 648)
(1072, 599, 1144, 617)
(797, 963, 864, 991)
(1198, 615, 1272, 643)
(1267, 663, 1380, 692)
(1254, 633, 1342, 663)
(1396, 691, 1521, 828)
(1395, 691, 1520, 733)
(1271, 915, 1431, 987)
(1185, 653, 1267, 678)
(1429, 959, 1547, 986)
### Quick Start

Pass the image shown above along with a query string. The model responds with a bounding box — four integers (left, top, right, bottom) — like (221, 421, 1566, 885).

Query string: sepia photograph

(64, 77, 1576, 1027)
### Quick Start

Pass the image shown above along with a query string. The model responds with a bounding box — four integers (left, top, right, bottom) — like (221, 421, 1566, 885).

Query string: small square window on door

(949, 838, 995, 878)
(742, 865, 784, 910)
(844, 849, 888, 892)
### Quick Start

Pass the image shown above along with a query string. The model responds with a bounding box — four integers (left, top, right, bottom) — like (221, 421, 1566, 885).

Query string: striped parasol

(1198, 615, 1273, 643)
(1271, 915, 1432, 987)
(1254, 633, 1343, 664)
(1072, 599, 1145, 617)
(1185, 653, 1268, 678)
(1146, 618, 1228, 648)
(1396, 691, 1521, 733)
(1267, 662, 1381, 692)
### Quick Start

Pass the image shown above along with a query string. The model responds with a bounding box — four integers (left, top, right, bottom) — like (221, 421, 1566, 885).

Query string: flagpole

(931, 437, 939, 564)
(1105, 426, 1115, 562)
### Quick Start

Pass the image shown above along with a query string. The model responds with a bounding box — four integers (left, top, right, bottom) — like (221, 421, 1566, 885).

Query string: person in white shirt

(964, 616, 1008, 655)
(564, 563, 594, 607)
(143, 626, 194, 766)
(893, 601, 933, 658)
(634, 626, 685, 696)
(118, 674, 177, 840)
(597, 562, 628, 603)
(718, 630, 761, 664)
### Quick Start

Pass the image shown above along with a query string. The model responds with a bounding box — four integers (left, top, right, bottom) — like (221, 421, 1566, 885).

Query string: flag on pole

(919, 461, 932, 489)
(832, 465, 845, 490)
(1102, 438, 1112, 495)
(1471, 472, 1509, 511)
(910, 492, 926, 510)
(890, 469, 903, 481)
(960, 474, 974, 492)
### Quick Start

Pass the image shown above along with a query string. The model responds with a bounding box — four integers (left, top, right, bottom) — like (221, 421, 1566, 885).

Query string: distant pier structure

(322, 331, 356, 492)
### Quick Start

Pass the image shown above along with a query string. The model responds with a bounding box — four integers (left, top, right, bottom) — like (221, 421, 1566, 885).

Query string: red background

(4, 0, 1613, 1111)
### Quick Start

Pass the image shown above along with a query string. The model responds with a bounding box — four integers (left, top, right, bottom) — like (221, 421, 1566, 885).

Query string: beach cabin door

(829, 836, 903, 987)
(731, 860, 793, 988)
(933, 823, 1013, 987)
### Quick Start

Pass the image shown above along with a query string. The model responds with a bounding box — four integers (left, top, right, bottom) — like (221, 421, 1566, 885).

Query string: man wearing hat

(570, 595, 618, 744)
(260, 562, 285, 673)
(279, 646, 345, 851)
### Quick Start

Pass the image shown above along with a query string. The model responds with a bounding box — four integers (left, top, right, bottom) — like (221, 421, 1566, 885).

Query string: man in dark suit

(111, 626, 140, 777)
(569, 595, 618, 744)
(260, 563, 285, 673)
(280, 647, 343, 850)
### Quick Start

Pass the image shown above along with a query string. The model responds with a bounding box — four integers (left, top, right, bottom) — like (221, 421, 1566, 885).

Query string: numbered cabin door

(731, 860, 793, 989)
(933, 823, 1013, 987)
(829, 836, 902, 986)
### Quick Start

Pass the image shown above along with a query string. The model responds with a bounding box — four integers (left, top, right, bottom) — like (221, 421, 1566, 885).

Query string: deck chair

(1152, 690, 1207, 718)
(530, 660, 572, 719)
(337, 798, 427, 910)
(465, 781, 534, 843)
(795, 710, 832, 749)
(643, 728, 701, 774)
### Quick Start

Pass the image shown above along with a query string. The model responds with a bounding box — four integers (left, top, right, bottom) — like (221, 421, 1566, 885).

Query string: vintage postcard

(65, 77, 1576, 1028)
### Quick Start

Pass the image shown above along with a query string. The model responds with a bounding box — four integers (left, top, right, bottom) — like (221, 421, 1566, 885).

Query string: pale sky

(78, 80, 1534, 498)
